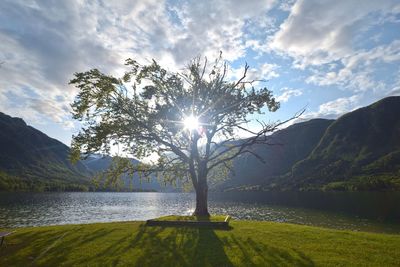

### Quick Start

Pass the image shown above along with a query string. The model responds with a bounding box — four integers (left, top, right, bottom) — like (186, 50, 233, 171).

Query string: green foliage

(1, 220, 400, 266)
(69, 55, 280, 201)
(0, 171, 89, 192)
(363, 150, 400, 173)
(322, 175, 400, 191)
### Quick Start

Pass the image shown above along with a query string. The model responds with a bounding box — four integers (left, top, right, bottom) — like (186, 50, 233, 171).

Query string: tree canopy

(70, 54, 291, 215)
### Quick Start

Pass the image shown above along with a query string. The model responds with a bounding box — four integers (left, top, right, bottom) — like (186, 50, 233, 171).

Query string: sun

(183, 115, 199, 131)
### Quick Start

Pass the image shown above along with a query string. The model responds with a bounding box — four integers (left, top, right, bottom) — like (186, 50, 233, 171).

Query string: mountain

(83, 155, 167, 191)
(284, 96, 400, 191)
(0, 112, 90, 191)
(0, 112, 163, 192)
(2, 96, 399, 192)
(212, 119, 333, 191)
(218, 96, 400, 192)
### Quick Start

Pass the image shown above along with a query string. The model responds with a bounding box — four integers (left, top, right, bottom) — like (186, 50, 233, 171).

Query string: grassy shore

(1, 219, 399, 266)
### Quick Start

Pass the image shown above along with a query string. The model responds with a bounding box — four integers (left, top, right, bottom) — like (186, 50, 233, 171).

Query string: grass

(0, 219, 399, 266)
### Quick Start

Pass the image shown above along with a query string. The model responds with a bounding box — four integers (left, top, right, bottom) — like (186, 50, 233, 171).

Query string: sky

(0, 0, 400, 146)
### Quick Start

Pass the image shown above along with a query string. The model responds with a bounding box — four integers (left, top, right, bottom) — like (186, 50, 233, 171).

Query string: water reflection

(0, 192, 399, 233)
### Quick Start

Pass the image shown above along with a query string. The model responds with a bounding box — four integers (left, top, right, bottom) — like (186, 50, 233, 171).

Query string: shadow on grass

(1, 223, 315, 266)
(126, 225, 314, 267)
(129, 225, 234, 267)
(0, 226, 120, 266)
(226, 235, 315, 267)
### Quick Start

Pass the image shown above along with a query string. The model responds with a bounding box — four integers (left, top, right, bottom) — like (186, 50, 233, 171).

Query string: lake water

(0, 191, 399, 233)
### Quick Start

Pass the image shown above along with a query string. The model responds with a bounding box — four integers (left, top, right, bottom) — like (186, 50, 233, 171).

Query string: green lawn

(1, 219, 399, 266)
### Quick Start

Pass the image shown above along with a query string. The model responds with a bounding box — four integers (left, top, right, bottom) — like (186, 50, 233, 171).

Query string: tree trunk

(193, 178, 209, 217)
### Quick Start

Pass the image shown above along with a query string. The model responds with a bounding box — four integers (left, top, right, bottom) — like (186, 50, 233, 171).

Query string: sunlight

(183, 115, 199, 131)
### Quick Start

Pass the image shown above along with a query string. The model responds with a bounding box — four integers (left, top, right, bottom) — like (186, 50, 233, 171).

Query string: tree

(70, 54, 294, 216)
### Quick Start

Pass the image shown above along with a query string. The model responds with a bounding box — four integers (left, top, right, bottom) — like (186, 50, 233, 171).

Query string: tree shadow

(0, 226, 121, 266)
(130, 225, 234, 267)
(193, 215, 210, 221)
(1, 223, 315, 266)
(0, 228, 79, 266)
(129, 225, 314, 267)
(225, 235, 315, 266)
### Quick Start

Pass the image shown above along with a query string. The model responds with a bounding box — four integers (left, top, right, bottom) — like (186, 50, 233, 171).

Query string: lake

(0, 191, 399, 233)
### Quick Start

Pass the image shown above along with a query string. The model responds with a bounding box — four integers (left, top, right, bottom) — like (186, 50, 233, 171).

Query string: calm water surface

(0, 192, 399, 233)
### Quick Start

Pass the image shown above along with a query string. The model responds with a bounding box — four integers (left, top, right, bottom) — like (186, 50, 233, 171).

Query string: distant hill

(83, 155, 169, 191)
(0, 112, 163, 192)
(284, 96, 400, 191)
(216, 96, 400, 192)
(0, 112, 90, 191)
(2, 96, 400, 192)
(212, 119, 333, 191)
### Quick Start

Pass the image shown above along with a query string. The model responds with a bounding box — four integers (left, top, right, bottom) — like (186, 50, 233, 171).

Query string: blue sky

(0, 0, 399, 145)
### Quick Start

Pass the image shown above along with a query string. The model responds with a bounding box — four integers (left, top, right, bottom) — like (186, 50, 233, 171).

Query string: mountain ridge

(212, 118, 334, 191)
(0, 112, 162, 191)
(220, 96, 400, 192)
(284, 96, 400, 191)
(0, 111, 90, 191)
(1, 96, 400, 192)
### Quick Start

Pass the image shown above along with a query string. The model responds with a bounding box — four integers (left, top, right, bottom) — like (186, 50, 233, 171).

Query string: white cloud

(276, 88, 302, 103)
(387, 72, 400, 96)
(249, 0, 400, 105)
(227, 62, 279, 86)
(62, 120, 75, 130)
(168, 0, 276, 63)
(1, 0, 399, 144)
(308, 95, 361, 119)
(0, 0, 277, 129)
(388, 87, 400, 96)
(318, 95, 360, 115)
(29, 99, 71, 124)
(269, 0, 400, 67)
(278, 0, 296, 12)
(260, 63, 279, 80)
(306, 40, 400, 91)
